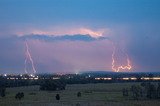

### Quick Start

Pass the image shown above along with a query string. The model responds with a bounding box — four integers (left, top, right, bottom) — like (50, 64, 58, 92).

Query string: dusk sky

(0, 0, 160, 74)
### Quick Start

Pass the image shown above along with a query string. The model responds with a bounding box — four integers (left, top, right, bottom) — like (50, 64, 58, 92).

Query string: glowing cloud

(77, 28, 104, 38)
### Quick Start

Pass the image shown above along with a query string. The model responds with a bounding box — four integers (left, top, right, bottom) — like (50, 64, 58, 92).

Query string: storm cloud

(0, 0, 160, 73)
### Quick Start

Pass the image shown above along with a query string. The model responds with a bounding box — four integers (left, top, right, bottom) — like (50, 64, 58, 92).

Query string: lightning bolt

(111, 44, 132, 72)
(24, 41, 36, 74)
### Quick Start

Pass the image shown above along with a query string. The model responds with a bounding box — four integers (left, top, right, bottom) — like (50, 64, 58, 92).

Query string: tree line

(122, 82, 160, 100)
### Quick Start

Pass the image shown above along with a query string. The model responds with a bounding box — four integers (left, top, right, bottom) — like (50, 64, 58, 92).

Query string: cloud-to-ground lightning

(111, 44, 132, 72)
(24, 41, 36, 74)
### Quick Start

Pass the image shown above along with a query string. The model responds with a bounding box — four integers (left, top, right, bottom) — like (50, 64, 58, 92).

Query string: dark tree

(147, 84, 157, 99)
(140, 82, 159, 99)
(0, 87, 6, 97)
(122, 88, 128, 97)
(77, 92, 81, 97)
(56, 94, 60, 100)
(15, 92, 24, 100)
(40, 79, 66, 91)
(157, 83, 160, 98)
(130, 85, 141, 100)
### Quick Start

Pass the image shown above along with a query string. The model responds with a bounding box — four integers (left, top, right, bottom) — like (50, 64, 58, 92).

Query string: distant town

(1, 71, 160, 84)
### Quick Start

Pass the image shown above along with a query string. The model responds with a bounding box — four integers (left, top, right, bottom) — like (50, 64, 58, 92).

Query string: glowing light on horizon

(4, 74, 7, 77)
(111, 44, 132, 72)
(24, 41, 36, 74)
(95, 77, 112, 80)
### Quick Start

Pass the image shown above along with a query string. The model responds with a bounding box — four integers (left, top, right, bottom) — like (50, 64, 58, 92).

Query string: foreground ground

(0, 83, 160, 106)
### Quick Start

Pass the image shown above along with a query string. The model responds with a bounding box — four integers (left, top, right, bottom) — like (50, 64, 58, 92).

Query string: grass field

(0, 83, 160, 106)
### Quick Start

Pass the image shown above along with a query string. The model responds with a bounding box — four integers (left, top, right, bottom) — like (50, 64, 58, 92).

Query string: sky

(0, 0, 160, 74)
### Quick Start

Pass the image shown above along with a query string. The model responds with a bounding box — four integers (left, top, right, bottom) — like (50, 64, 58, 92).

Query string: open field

(0, 83, 160, 106)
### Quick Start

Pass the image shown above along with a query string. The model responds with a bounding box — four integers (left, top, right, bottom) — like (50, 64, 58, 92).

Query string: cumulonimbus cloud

(16, 27, 110, 41)
(19, 34, 108, 42)
(16, 27, 109, 38)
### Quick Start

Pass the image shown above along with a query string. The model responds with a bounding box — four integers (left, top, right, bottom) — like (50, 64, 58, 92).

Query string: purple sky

(0, 0, 160, 74)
